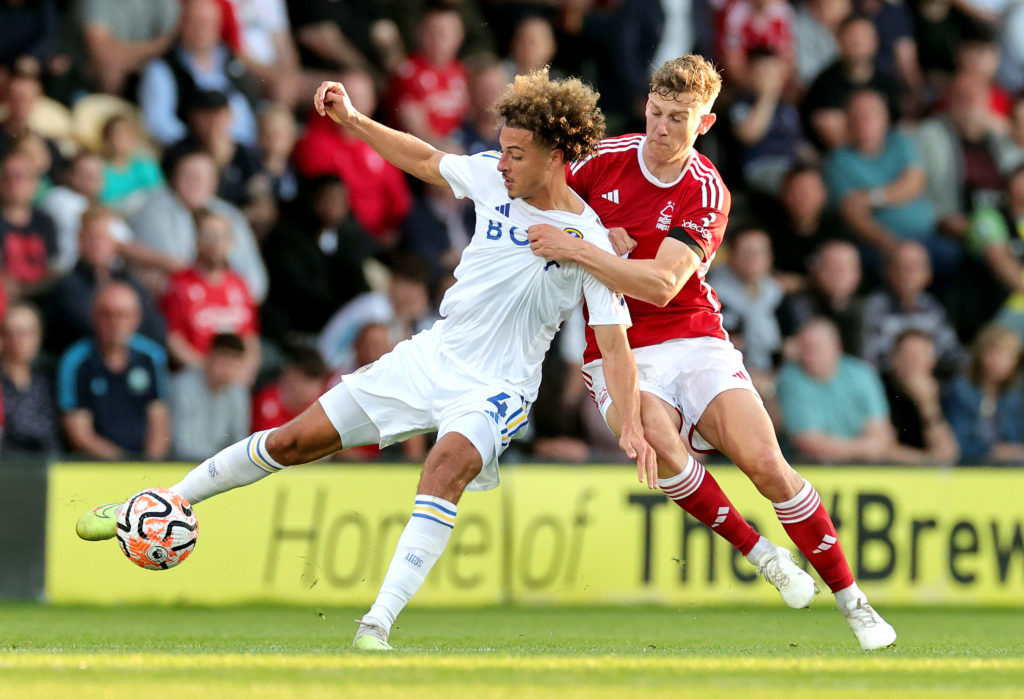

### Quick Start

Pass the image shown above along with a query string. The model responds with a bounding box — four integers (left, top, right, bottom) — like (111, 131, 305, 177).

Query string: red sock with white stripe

(774, 479, 855, 592)
(659, 455, 762, 555)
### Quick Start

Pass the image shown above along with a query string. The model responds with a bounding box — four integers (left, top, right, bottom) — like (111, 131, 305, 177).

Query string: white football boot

(755, 546, 817, 609)
(352, 616, 393, 651)
(842, 598, 897, 650)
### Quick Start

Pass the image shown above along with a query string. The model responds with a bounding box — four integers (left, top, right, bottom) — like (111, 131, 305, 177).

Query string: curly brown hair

(650, 55, 722, 109)
(493, 68, 605, 161)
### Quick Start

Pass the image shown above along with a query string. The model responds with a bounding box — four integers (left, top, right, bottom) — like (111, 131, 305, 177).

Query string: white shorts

(581, 336, 760, 454)
(319, 327, 529, 491)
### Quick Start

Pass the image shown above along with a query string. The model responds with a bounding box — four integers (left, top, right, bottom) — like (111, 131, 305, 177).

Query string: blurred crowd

(2, 0, 1024, 465)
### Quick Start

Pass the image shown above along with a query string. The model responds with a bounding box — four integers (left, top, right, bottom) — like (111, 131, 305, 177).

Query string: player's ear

(698, 113, 716, 134)
(549, 147, 565, 169)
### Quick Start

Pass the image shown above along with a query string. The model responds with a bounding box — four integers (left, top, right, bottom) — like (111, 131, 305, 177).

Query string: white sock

(834, 581, 866, 609)
(170, 430, 284, 506)
(745, 535, 777, 565)
(364, 495, 457, 633)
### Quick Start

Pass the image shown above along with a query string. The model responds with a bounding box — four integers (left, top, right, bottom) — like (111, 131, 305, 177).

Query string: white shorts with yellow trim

(319, 327, 529, 491)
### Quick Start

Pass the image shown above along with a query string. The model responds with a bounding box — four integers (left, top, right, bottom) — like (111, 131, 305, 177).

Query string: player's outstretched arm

(314, 80, 448, 186)
(592, 324, 657, 488)
(527, 224, 700, 307)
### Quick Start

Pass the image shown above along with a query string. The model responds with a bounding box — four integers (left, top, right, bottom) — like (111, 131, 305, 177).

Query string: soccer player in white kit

(76, 70, 655, 650)
(528, 55, 896, 650)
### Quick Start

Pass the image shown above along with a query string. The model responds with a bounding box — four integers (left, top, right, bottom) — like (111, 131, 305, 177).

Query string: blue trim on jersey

(414, 498, 457, 517)
(56, 338, 95, 411)
(479, 151, 500, 160)
(412, 512, 455, 529)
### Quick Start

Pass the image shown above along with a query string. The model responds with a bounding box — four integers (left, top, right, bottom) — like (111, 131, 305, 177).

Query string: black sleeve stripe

(667, 226, 707, 261)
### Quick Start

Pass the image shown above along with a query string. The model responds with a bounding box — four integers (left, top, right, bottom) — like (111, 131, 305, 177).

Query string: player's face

(644, 92, 714, 165)
(497, 126, 559, 201)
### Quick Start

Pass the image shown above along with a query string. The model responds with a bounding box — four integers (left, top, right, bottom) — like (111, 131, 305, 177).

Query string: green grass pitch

(1, 604, 1022, 698)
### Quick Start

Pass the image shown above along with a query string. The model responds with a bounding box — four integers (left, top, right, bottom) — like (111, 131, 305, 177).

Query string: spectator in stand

(728, 46, 810, 195)
(945, 33, 1013, 123)
(0, 300, 59, 454)
(997, 1, 1024, 94)
(70, 0, 180, 96)
(98, 114, 164, 215)
(802, 15, 901, 150)
(40, 151, 133, 274)
(289, 0, 404, 74)
(915, 70, 1006, 240)
(162, 89, 261, 207)
(261, 176, 375, 345)
(225, 0, 304, 106)
(778, 239, 865, 355)
(777, 317, 897, 462)
(0, 0, 58, 71)
(502, 15, 559, 79)
(911, 0, 973, 85)
(453, 58, 508, 155)
(251, 345, 327, 432)
(854, 0, 924, 102)
(57, 282, 170, 460)
(44, 206, 165, 353)
(318, 253, 434, 371)
(129, 149, 267, 302)
(138, 0, 260, 148)
(0, 149, 57, 298)
(293, 69, 412, 245)
(764, 165, 850, 290)
(161, 208, 259, 377)
(719, 0, 795, 86)
(964, 165, 1024, 338)
(860, 241, 964, 375)
(824, 90, 956, 283)
(255, 104, 298, 205)
(400, 182, 472, 282)
(0, 70, 61, 177)
(388, 6, 469, 145)
(882, 329, 960, 464)
(388, 0, 495, 62)
(793, 0, 850, 87)
(170, 332, 250, 460)
(943, 323, 1024, 462)
(709, 228, 784, 372)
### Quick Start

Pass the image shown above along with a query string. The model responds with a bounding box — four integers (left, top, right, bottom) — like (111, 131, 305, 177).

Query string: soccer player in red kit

(528, 55, 896, 650)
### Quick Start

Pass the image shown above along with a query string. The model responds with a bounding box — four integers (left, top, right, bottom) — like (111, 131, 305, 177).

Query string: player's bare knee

(744, 446, 791, 500)
(265, 426, 305, 466)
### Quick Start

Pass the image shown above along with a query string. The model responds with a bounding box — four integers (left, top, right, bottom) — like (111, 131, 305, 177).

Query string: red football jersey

(389, 53, 469, 138)
(162, 267, 258, 355)
(567, 134, 730, 364)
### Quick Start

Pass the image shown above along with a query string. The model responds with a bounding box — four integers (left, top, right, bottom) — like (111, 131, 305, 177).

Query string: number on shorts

(487, 392, 511, 418)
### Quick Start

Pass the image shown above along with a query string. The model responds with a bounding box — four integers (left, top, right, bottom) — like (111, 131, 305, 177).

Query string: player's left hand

(528, 224, 581, 261)
(608, 227, 637, 256)
(620, 423, 657, 489)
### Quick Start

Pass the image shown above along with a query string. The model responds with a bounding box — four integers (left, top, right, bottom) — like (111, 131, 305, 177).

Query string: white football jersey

(435, 151, 631, 401)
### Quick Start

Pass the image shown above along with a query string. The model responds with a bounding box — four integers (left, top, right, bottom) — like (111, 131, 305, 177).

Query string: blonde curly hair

(650, 55, 722, 111)
(493, 68, 605, 161)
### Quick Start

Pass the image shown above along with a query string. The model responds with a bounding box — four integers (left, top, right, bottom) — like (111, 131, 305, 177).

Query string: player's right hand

(620, 423, 657, 489)
(608, 227, 637, 256)
(314, 81, 359, 126)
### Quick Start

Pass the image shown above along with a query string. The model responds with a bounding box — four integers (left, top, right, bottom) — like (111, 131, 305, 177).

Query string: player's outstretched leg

(354, 421, 488, 651)
(697, 389, 897, 650)
(75, 398, 351, 541)
(637, 392, 815, 609)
